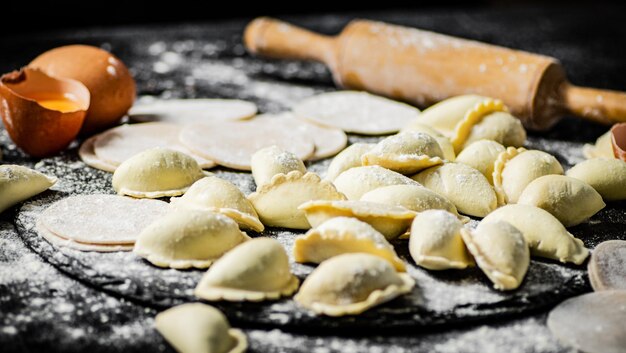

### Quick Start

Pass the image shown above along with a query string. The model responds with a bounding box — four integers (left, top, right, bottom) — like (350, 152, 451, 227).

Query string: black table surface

(2, 5, 625, 352)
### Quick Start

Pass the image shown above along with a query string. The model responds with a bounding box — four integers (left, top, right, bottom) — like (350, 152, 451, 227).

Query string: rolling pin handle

(562, 83, 626, 125)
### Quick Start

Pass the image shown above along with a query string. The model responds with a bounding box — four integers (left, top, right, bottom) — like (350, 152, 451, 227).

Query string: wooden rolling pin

(244, 17, 626, 131)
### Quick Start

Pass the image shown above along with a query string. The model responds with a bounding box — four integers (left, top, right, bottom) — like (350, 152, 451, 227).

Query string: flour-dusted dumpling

(293, 217, 406, 271)
(134, 211, 249, 269)
(462, 112, 526, 150)
(299, 200, 416, 240)
(583, 131, 614, 159)
(481, 204, 588, 264)
(333, 165, 420, 200)
(360, 184, 468, 223)
(155, 303, 247, 353)
(409, 210, 474, 270)
(294, 253, 415, 316)
(325, 143, 375, 181)
(518, 175, 605, 227)
(412, 163, 497, 217)
(461, 221, 529, 290)
(0, 165, 56, 214)
(401, 122, 456, 161)
(361, 131, 445, 174)
(248, 171, 346, 229)
(566, 158, 626, 201)
(455, 140, 505, 184)
(112, 148, 209, 198)
(493, 147, 564, 204)
(588, 240, 626, 291)
(251, 145, 306, 188)
(170, 176, 264, 232)
(195, 237, 299, 301)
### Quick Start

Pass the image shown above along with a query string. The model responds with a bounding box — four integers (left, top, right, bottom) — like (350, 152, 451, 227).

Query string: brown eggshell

(29, 45, 136, 134)
(610, 123, 626, 161)
(0, 68, 90, 157)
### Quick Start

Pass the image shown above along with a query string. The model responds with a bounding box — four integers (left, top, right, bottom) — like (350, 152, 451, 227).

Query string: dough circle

(129, 98, 257, 124)
(588, 240, 626, 291)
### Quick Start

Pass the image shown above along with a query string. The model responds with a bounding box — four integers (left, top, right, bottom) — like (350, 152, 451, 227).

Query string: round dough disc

(547, 291, 626, 353)
(78, 135, 118, 173)
(179, 120, 315, 170)
(40, 195, 169, 245)
(129, 98, 257, 124)
(37, 219, 134, 252)
(588, 240, 626, 291)
(93, 123, 216, 169)
(292, 91, 421, 135)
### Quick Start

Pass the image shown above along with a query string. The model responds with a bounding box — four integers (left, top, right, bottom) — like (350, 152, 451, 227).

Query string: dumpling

(247, 171, 346, 229)
(409, 210, 474, 270)
(517, 175, 605, 227)
(333, 165, 420, 200)
(493, 147, 564, 204)
(170, 176, 264, 232)
(112, 148, 208, 198)
(461, 111, 526, 150)
(251, 145, 306, 188)
(361, 131, 444, 174)
(195, 237, 299, 301)
(401, 122, 456, 160)
(360, 184, 468, 223)
(299, 200, 416, 240)
(293, 217, 406, 271)
(1, 165, 56, 214)
(155, 303, 247, 353)
(134, 210, 249, 269)
(582, 131, 613, 159)
(455, 140, 505, 184)
(294, 253, 415, 316)
(481, 204, 588, 264)
(566, 158, 626, 201)
(412, 163, 497, 217)
(461, 221, 529, 290)
(325, 143, 375, 181)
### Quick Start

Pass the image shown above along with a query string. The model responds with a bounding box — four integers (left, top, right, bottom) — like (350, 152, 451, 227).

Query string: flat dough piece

(93, 123, 216, 169)
(129, 98, 257, 124)
(37, 219, 134, 252)
(179, 120, 315, 170)
(40, 194, 169, 245)
(78, 135, 118, 172)
(588, 240, 626, 291)
(547, 291, 626, 353)
(293, 91, 421, 135)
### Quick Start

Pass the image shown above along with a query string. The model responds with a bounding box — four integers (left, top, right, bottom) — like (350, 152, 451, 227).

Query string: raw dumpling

(566, 158, 626, 201)
(493, 147, 564, 204)
(517, 175, 605, 227)
(195, 237, 299, 301)
(293, 217, 406, 271)
(481, 204, 588, 264)
(155, 303, 247, 353)
(325, 143, 375, 181)
(170, 176, 264, 232)
(401, 122, 456, 161)
(294, 253, 415, 316)
(134, 210, 249, 269)
(462, 111, 526, 150)
(588, 240, 626, 291)
(361, 131, 445, 174)
(333, 165, 420, 200)
(247, 171, 346, 229)
(461, 221, 529, 290)
(1, 165, 56, 214)
(299, 200, 416, 240)
(412, 163, 497, 217)
(408, 210, 474, 270)
(582, 131, 614, 159)
(251, 145, 306, 188)
(455, 140, 505, 184)
(112, 148, 208, 198)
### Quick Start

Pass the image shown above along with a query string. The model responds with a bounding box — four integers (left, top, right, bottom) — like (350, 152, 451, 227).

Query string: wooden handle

(561, 84, 626, 125)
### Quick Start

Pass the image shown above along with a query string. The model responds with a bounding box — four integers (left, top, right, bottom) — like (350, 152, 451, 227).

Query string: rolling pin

(244, 17, 626, 131)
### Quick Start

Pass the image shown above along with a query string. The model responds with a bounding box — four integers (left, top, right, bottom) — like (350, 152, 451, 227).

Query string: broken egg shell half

(610, 123, 626, 161)
(0, 68, 90, 157)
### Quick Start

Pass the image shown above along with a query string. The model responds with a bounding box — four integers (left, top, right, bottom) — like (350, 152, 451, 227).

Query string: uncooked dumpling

(155, 303, 247, 353)
(462, 111, 526, 150)
(170, 176, 264, 232)
(481, 204, 588, 264)
(333, 165, 420, 200)
(325, 143, 375, 181)
(517, 175, 605, 227)
(112, 148, 208, 198)
(251, 145, 306, 188)
(294, 253, 415, 316)
(361, 131, 445, 174)
(401, 122, 456, 161)
(195, 237, 299, 301)
(588, 240, 626, 291)
(247, 171, 346, 229)
(1, 165, 56, 214)
(461, 221, 529, 290)
(566, 158, 626, 201)
(409, 210, 474, 270)
(412, 163, 497, 217)
(129, 98, 257, 124)
(583, 131, 614, 159)
(134, 210, 249, 269)
(455, 140, 505, 184)
(293, 217, 406, 271)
